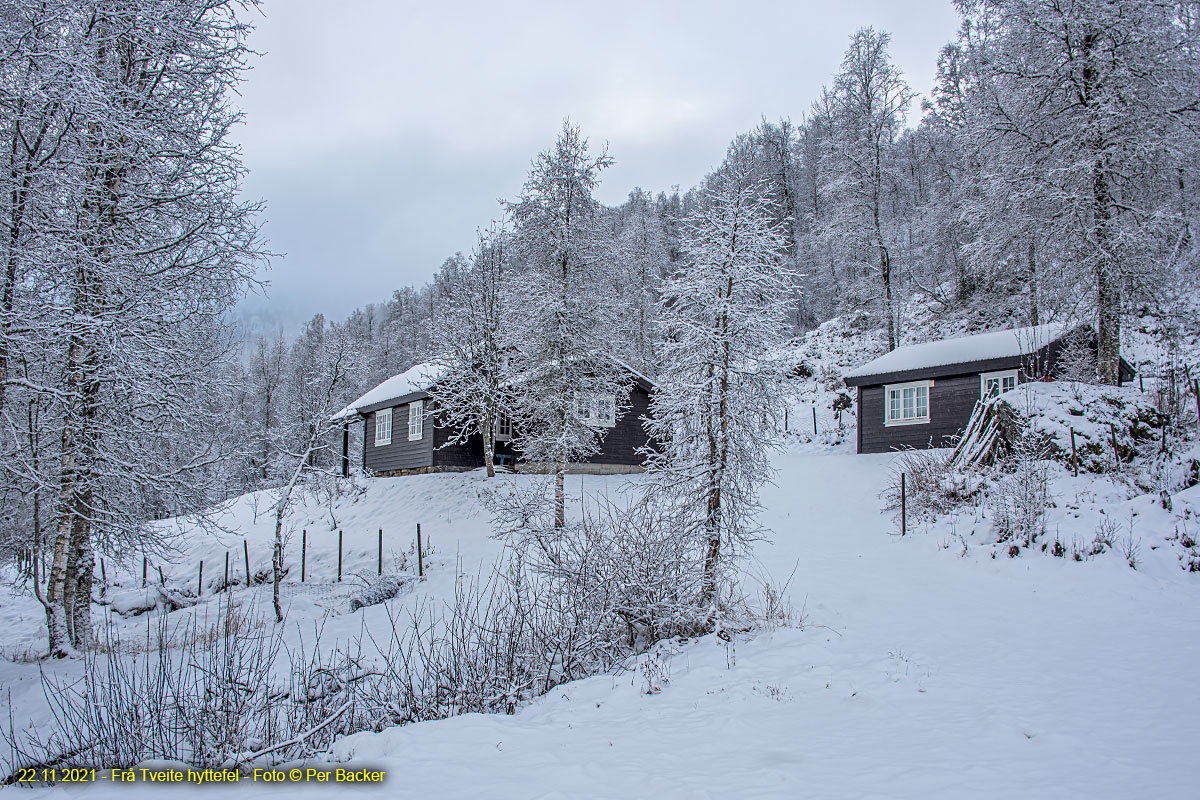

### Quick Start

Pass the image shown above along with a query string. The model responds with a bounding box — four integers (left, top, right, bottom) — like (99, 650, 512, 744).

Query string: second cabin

(843, 323, 1135, 454)
(334, 361, 656, 476)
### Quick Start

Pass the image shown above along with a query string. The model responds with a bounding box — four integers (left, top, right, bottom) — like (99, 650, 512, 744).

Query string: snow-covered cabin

(333, 362, 656, 476)
(843, 324, 1134, 454)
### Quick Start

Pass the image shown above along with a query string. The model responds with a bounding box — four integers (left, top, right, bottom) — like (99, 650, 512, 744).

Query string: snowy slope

(9, 446, 1200, 799)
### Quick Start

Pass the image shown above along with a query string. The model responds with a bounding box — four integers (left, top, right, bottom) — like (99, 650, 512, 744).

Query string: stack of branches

(950, 395, 1007, 469)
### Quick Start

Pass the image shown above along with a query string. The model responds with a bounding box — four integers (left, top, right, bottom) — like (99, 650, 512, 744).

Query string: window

(375, 408, 392, 446)
(884, 381, 930, 426)
(593, 394, 616, 427)
(981, 370, 1018, 398)
(408, 399, 424, 440)
(573, 392, 617, 428)
(496, 413, 512, 441)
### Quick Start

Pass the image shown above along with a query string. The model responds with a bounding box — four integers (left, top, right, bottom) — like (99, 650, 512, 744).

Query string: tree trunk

(272, 504, 285, 623)
(874, 195, 896, 350)
(482, 417, 495, 478)
(1083, 29, 1121, 385)
(1027, 237, 1038, 326)
(69, 508, 95, 649)
(554, 467, 565, 529)
(44, 507, 72, 657)
(1093, 165, 1121, 384)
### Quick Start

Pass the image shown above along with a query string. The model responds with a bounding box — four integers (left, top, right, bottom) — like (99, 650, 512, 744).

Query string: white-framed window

(573, 392, 617, 428)
(408, 399, 424, 441)
(884, 381, 930, 426)
(593, 394, 616, 427)
(981, 370, 1018, 398)
(496, 413, 513, 441)
(375, 408, 392, 446)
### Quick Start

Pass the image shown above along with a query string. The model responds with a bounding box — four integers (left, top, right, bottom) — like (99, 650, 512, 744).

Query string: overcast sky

(232, 0, 962, 332)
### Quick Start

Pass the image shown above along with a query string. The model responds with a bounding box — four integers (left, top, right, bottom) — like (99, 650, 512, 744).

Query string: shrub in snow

(989, 420, 1053, 550)
(348, 573, 414, 612)
(106, 585, 198, 617)
(2, 598, 377, 773)
(884, 449, 982, 524)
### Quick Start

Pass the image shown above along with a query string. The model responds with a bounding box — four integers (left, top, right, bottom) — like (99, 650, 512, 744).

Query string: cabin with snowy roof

(333, 361, 656, 476)
(843, 324, 1134, 454)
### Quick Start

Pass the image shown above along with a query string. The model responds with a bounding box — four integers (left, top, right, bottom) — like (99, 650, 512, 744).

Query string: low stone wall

(370, 466, 474, 478)
(514, 462, 646, 476)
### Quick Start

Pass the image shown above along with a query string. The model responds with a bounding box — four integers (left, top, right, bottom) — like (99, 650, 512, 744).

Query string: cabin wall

(589, 385, 655, 466)
(361, 384, 656, 476)
(430, 401, 486, 469)
(858, 373, 983, 454)
(363, 402, 434, 472)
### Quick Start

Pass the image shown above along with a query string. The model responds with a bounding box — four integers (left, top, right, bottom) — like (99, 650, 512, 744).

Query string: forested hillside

(2, 1, 1198, 658)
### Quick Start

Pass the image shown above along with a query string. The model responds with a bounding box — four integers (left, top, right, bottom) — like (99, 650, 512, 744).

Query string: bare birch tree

(646, 156, 795, 608)
(505, 121, 627, 527)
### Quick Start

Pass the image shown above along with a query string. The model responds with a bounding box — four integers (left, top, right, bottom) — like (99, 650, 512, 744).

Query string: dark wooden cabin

(843, 324, 1134, 454)
(334, 362, 656, 476)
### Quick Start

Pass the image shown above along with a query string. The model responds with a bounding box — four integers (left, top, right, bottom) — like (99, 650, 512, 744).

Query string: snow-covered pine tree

(505, 121, 628, 527)
(428, 222, 511, 477)
(646, 154, 795, 608)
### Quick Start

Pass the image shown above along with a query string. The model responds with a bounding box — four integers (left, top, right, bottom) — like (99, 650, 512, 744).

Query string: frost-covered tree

(822, 28, 915, 350)
(611, 188, 671, 375)
(428, 223, 511, 477)
(0, 1, 267, 656)
(957, 0, 1200, 383)
(267, 325, 353, 622)
(646, 155, 795, 606)
(505, 121, 628, 527)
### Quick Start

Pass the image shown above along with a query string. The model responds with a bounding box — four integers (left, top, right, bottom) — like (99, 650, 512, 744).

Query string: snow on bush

(105, 585, 198, 617)
(347, 573, 414, 612)
(991, 382, 1168, 474)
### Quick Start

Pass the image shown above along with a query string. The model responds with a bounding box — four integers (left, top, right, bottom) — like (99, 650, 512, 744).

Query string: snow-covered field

(5, 439, 1200, 798)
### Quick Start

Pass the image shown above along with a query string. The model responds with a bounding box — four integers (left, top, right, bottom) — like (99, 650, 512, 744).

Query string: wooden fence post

(812, 406, 818, 435)
(337, 530, 343, 582)
(224, 551, 229, 590)
(244, 539, 250, 586)
(784, 408, 788, 432)
(416, 523, 424, 578)
(197, 560, 203, 596)
(1070, 428, 1079, 477)
(900, 473, 906, 537)
(142, 555, 147, 588)
(378, 528, 383, 575)
(158, 565, 165, 585)
(100, 559, 106, 585)
(301, 529, 306, 583)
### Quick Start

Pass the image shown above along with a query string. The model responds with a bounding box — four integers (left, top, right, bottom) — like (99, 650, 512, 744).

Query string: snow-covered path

(23, 449, 1200, 798)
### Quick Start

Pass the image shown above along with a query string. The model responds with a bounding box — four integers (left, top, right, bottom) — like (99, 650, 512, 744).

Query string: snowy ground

(6, 442, 1200, 798)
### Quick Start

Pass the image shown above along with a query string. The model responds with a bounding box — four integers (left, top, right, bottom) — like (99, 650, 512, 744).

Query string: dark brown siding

(430, 401, 487, 469)
(858, 373, 984, 454)
(360, 384, 655, 474)
(363, 401, 434, 472)
(589, 384, 655, 466)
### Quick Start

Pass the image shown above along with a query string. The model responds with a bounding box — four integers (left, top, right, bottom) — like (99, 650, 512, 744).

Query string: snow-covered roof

(844, 323, 1070, 382)
(333, 362, 447, 420)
